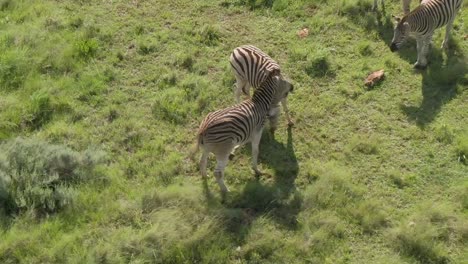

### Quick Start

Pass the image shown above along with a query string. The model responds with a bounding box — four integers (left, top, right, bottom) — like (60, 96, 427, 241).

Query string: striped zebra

(373, 0, 414, 14)
(196, 73, 293, 194)
(390, 0, 463, 69)
(229, 45, 294, 129)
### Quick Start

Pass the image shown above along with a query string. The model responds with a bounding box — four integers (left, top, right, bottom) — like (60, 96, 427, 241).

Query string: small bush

(238, 0, 275, 9)
(0, 49, 30, 91)
(357, 41, 372, 56)
(137, 37, 159, 55)
(24, 90, 53, 129)
(0, 138, 106, 216)
(152, 87, 193, 124)
(434, 124, 454, 144)
(305, 49, 333, 78)
(455, 134, 468, 165)
(75, 38, 99, 59)
(349, 200, 389, 234)
(346, 134, 379, 155)
(388, 204, 466, 264)
(195, 25, 221, 46)
(302, 162, 363, 211)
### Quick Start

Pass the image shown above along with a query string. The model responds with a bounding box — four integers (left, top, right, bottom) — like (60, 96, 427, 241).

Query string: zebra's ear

(392, 15, 401, 23)
(266, 68, 281, 77)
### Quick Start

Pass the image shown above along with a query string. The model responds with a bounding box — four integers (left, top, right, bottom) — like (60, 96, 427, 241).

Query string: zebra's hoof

(229, 153, 235, 160)
(413, 63, 427, 70)
(287, 120, 295, 127)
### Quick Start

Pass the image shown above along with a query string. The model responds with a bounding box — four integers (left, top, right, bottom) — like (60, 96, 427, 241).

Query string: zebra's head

(390, 15, 410, 52)
(273, 77, 294, 106)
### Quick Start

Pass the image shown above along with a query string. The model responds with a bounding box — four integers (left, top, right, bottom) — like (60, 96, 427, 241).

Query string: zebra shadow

(397, 40, 467, 126)
(201, 126, 301, 242)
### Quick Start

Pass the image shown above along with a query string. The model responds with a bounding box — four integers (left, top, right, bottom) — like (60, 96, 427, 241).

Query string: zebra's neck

(251, 76, 277, 112)
(402, 4, 433, 34)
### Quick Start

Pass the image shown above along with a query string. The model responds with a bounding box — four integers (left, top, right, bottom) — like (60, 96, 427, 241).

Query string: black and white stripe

(390, 0, 463, 68)
(196, 73, 292, 193)
(230, 45, 294, 127)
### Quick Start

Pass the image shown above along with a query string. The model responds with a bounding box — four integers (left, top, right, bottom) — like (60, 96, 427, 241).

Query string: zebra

(229, 45, 294, 130)
(390, 0, 463, 69)
(373, 0, 414, 14)
(196, 73, 293, 194)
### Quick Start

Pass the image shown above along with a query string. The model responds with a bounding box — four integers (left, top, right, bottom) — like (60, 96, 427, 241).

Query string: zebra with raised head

(390, 0, 463, 69)
(196, 72, 293, 194)
(229, 45, 294, 130)
(373, 0, 414, 14)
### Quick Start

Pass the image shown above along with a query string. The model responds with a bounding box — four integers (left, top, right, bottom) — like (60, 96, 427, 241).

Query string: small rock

(365, 69, 385, 87)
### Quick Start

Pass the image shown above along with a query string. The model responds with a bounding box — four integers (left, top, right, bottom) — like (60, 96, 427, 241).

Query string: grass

(0, 0, 467, 263)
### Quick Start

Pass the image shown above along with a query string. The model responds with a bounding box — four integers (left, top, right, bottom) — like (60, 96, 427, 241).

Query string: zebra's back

(230, 45, 280, 88)
(416, 0, 463, 30)
(198, 101, 264, 147)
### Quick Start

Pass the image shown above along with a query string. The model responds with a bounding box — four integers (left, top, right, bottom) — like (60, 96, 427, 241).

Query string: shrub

(456, 134, 468, 165)
(195, 25, 221, 46)
(75, 38, 99, 59)
(346, 134, 379, 155)
(305, 49, 333, 78)
(0, 138, 106, 216)
(0, 49, 30, 91)
(302, 162, 363, 211)
(24, 90, 53, 129)
(152, 88, 192, 124)
(388, 204, 466, 264)
(349, 200, 389, 234)
(434, 124, 454, 144)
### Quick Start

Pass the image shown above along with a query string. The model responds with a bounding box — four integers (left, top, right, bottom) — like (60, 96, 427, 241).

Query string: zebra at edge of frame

(373, 0, 417, 14)
(390, 0, 463, 69)
(196, 72, 293, 195)
(229, 45, 294, 130)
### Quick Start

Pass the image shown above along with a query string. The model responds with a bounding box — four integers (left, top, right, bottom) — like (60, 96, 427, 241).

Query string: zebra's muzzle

(390, 43, 399, 52)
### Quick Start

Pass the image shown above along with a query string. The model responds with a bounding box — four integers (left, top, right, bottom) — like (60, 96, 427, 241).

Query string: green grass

(0, 0, 467, 263)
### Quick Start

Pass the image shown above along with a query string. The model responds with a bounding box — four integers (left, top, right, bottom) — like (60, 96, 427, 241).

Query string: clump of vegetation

(24, 90, 53, 129)
(152, 87, 193, 124)
(357, 41, 372, 56)
(174, 52, 195, 71)
(0, 138, 106, 216)
(455, 134, 468, 165)
(389, 204, 467, 264)
(349, 200, 389, 234)
(238, 0, 275, 9)
(434, 124, 454, 144)
(75, 38, 98, 59)
(195, 25, 221, 46)
(346, 134, 380, 155)
(302, 162, 363, 211)
(305, 49, 333, 78)
(137, 36, 158, 55)
(0, 49, 30, 91)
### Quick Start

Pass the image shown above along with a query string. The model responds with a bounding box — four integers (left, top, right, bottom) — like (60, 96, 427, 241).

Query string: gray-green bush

(0, 138, 106, 216)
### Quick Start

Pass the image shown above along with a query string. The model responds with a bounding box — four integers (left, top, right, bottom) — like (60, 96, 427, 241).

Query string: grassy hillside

(0, 0, 467, 263)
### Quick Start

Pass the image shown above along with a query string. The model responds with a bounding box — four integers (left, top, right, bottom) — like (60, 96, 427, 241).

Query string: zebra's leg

(234, 75, 247, 103)
(403, 0, 411, 14)
(372, 0, 378, 11)
(414, 37, 425, 69)
(251, 129, 264, 176)
(214, 154, 230, 193)
(229, 145, 239, 160)
(442, 16, 455, 49)
(200, 149, 209, 178)
(281, 97, 294, 127)
(268, 106, 281, 135)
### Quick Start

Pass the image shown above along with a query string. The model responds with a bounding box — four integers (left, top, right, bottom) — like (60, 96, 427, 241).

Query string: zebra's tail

(189, 133, 203, 161)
